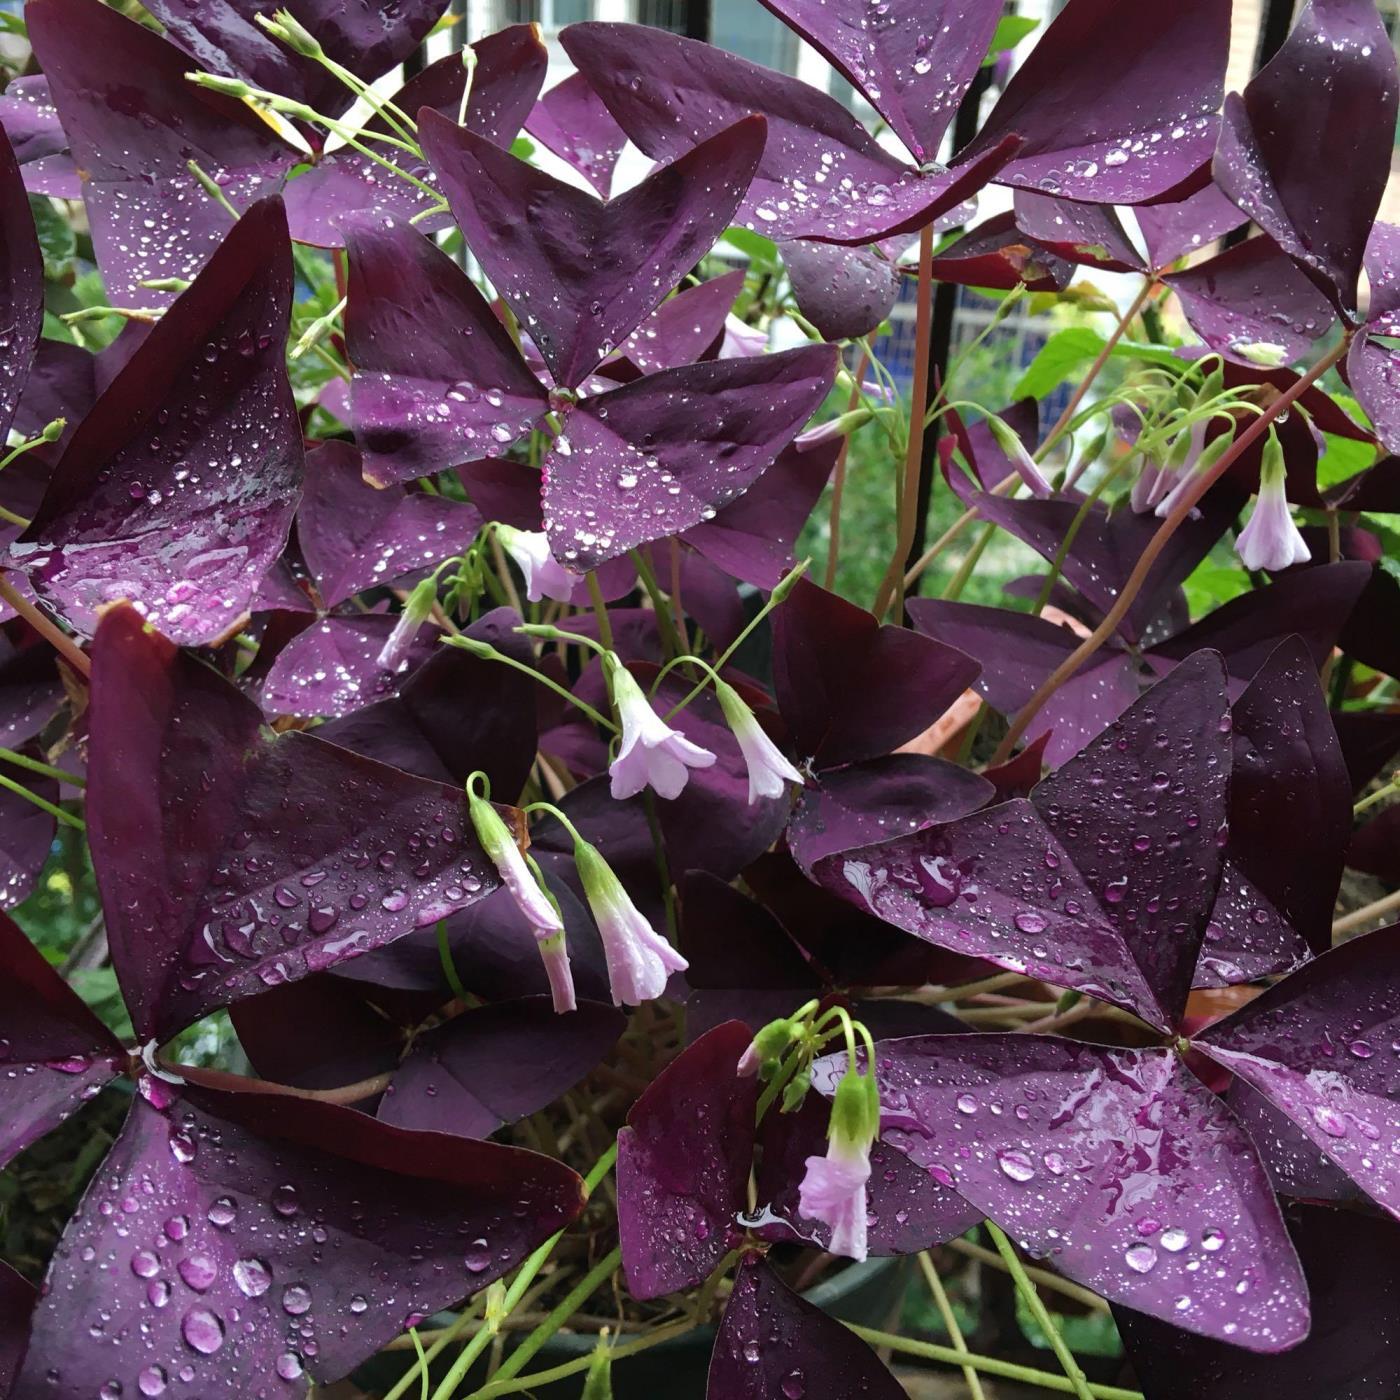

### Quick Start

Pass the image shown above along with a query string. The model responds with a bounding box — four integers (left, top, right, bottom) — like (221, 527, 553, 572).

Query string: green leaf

(1183, 563, 1251, 616)
(510, 134, 536, 161)
(1013, 327, 1182, 399)
(581, 1338, 614, 1400)
(1317, 433, 1379, 490)
(983, 14, 1039, 63)
(722, 227, 779, 269)
(28, 195, 76, 282)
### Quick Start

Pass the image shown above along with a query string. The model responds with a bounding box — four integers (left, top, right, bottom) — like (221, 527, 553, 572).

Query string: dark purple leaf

(617, 1021, 757, 1300)
(1349, 805, 1400, 884)
(523, 72, 627, 197)
(85, 604, 502, 1043)
(1198, 926, 1400, 1219)
(0, 1260, 33, 1390)
(1224, 1078, 1364, 1205)
(13, 199, 302, 648)
(0, 127, 42, 446)
(927, 212, 1074, 293)
(560, 21, 1018, 244)
(1198, 638, 1348, 987)
(787, 755, 993, 872)
(0, 633, 63, 749)
(258, 613, 437, 719)
(0, 76, 79, 197)
(946, 397, 1042, 492)
(960, 0, 1230, 204)
(773, 579, 980, 769)
(378, 997, 624, 1138)
(283, 28, 547, 245)
(541, 345, 837, 571)
(420, 111, 764, 388)
(142, 0, 448, 123)
(1012, 192, 1146, 273)
(0, 749, 56, 909)
(1118, 1203, 1400, 1400)
(344, 217, 548, 487)
(296, 441, 481, 606)
(27, 0, 296, 307)
(682, 438, 838, 590)
(1347, 327, 1400, 455)
(1213, 0, 1397, 313)
(12, 338, 96, 450)
(841, 1034, 1307, 1348)
(1325, 452, 1400, 513)
(1135, 178, 1248, 269)
(16, 1079, 584, 1396)
(0, 911, 124, 1168)
(1164, 235, 1337, 364)
(811, 653, 1232, 1030)
(707, 1253, 904, 1399)
(317, 606, 538, 797)
(982, 731, 1052, 801)
(781, 238, 904, 341)
(600, 271, 743, 383)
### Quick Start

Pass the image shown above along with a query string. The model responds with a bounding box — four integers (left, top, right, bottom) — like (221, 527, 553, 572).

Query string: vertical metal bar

(684, 0, 712, 40)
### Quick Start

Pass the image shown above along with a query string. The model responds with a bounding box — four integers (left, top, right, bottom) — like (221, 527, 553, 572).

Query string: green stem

(0, 771, 84, 829)
(436, 919, 466, 1000)
(445, 638, 617, 733)
(844, 1323, 1141, 1400)
(0, 746, 85, 788)
(586, 570, 615, 654)
(917, 1251, 985, 1400)
(1030, 457, 1130, 616)
(1355, 776, 1399, 817)
(985, 1222, 1094, 1400)
(477, 1247, 623, 1392)
(941, 520, 996, 602)
(629, 549, 683, 662)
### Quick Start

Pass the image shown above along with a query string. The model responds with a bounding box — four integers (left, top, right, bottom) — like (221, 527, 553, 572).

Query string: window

(708, 0, 795, 68)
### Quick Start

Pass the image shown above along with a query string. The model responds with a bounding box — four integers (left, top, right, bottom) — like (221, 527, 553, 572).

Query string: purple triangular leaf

(1118, 1203, 1400, 1400)
(960, 0, 1230, 204)
(0, 75, 80, 197)
(420, 111, 765, 388)
(523, 72, 627, 198)
(1213, 0, 1398, 313)
(559, 21, 1016, 244)
(1225, 1078, 1364, 1205)
(12, 338, 96, 450)
(0, 749, 57, 909)
(0, 1260, 33, 1389)
(1197, 926, 1400, 1219)
(0, 911, 124, 1168)
(1135, 178, 1248, 269)
(541, 346, 837, 571)
(344, 216, 548, 487)
(1198, 638, 1348, 987)
(378, 998, 625, 1138)
(0, 127, 43, 446)
(283, 28, 547, 245)
(812, 653, 1232, 1029)
(1164, 235, 1337, 365)
(142, 0, 448, 123)
(27, 0, 295, 307)
(617, 1021, 757, 1300)
(16, 1079, 584, 1396)
(835, 1034, 1307, 1349)
(755, 0, 1002, 164)
(707, 1253, 905, 1399)
(85, 605, 501, 1043)
(1012, 192, 1147, 273)
(781, 238, 905, 341)
(1346, 327, 1400, 455)
(317, 607, 538, 798)
(773, 579, 981, 769)
(600, 271, 743, 383)
(296, 441, 482, 607)
(927, 212, 1074, 292)
(258, 613, 437, 719)
(13, 199, 303, 648)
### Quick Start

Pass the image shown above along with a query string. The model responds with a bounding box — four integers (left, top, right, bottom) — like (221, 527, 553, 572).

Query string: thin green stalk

(917, 1251, 985, 1400)
(477, 1247, 623, 1391)
(1355, 775, 1398, 816)
(444, 638, 617, 733)
(844, 1324, 1142, 1399)
(428, 1143, 618, 1400)
(942, 520, 996, 601)
(629, 549, 683, 662)
(437, 919, 466, 1000)
(0, 771, 84, 830)
(0, 746, 85, 788)
(985, 1221, 1094, 1400)
(641, 790, 678, 940)
(586, 570, 615, 654)
(381, 1302, 486, 1400)
(1030, 457, 1130, 617)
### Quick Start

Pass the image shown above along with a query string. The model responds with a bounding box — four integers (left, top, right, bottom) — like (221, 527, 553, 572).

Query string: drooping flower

(714, 679, 804, 804)
(719, 313, 769, 359)
(606, 658, 717, 801)
(375, 574, 437, 671)
(1236, 429, 1310, 573)
(1131, 420, 1205, 515)
(574, 837, 687, 1005)
(495, 523, 582, 604)
(798, 1062, 880, 1262)
(467, 778, 575, 1012)
(984, 414, 1053, 498)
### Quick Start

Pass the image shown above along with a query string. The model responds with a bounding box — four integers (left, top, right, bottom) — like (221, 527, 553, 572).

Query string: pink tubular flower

(575, 838, 687, 1006)
(798, 1136, 872, 1262)
(375, 575, 436, 671)
(1236, 435, 1310, 573)
(715, 680, 803, 804)
(719, 313, 768, 359)
(606, 660, 716, 801)
(985, 414, 1052, 498)
(494, 524, 581, 604)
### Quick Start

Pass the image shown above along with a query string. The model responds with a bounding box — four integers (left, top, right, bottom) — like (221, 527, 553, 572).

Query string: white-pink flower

(719, 314, 768, 359)
(495, 524, 581, 604)
(798, 1136, 871, 1262)
(1236, 436, 1310, 573)
(575, 839, 687, 1006)
(986, 414, 1052, 498)
(715, 680, 803, 804)
(607, 662, 716, 801)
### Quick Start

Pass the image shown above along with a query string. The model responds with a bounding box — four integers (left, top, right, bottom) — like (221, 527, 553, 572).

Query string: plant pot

(356, 1255, 910, 1399)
